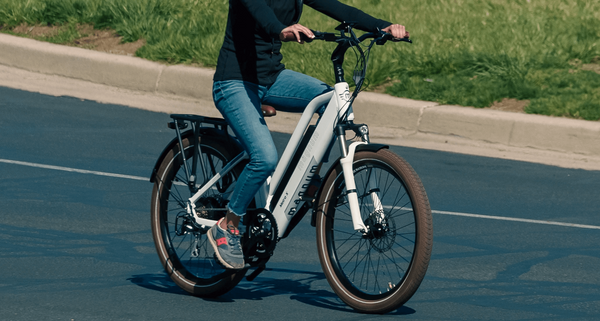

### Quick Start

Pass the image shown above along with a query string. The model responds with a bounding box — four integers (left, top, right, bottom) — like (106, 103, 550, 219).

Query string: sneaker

(207, 218, 245, 269)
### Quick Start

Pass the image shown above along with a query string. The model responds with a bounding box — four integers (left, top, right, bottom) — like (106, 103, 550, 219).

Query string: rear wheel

(316, 149, 432, 313)
(151, 134, 246, 297)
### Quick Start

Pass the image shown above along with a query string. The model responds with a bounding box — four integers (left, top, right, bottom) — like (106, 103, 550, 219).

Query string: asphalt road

(1, 86, 600, 320)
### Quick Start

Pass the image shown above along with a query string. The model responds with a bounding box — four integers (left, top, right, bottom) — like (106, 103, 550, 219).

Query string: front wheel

(315, 149, 432, 313)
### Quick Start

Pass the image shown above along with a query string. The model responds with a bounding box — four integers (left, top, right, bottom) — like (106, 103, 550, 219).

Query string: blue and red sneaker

(207, 218, 245, 269)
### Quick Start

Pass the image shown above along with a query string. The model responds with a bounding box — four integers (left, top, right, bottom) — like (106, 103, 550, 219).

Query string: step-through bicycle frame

(185, 81, 376, 238)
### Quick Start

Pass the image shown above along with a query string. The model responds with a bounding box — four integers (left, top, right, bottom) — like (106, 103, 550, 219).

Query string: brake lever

(393, 37, 412, 44)
(377, 34, 412, 45)
(300, 30, 338, 43)
(299, 32, 314, 43)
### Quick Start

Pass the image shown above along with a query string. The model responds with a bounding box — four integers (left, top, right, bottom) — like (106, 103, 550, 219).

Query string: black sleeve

(304, 0, 392, 32)
(237, 0, 288, 37)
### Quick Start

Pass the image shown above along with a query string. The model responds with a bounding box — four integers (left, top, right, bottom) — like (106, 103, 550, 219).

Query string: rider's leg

(213, 79, 277, 224)
(262, 69, 332, 113)
(210, 79, 277, 269)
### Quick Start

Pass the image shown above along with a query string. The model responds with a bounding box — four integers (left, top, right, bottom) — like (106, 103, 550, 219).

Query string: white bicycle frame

(188, 81, 382, 238)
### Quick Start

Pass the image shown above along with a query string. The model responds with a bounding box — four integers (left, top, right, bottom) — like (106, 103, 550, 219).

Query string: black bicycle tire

(151, 134, 245, 297)
(315, 149, 432, 313)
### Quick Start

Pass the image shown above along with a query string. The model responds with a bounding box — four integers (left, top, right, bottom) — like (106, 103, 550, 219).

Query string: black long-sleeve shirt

(213, 0, 391, 86)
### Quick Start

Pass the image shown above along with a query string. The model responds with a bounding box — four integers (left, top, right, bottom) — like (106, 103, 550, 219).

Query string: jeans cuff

(227, 204, 245, 217)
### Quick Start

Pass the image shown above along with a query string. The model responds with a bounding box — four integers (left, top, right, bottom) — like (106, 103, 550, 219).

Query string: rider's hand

(280, 24, 314, 43)
(382, 24, 409, 39)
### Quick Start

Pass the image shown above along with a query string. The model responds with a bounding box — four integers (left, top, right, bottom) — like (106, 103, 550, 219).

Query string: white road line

(0, 158, 148, 181)
(432, 210, 600, 230)
(2, 158, 599, 230)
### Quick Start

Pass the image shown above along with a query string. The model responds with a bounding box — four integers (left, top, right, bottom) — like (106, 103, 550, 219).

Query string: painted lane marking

(3, 158, 599, 230)
(432, 209, 600, 230)
(0, 158, 148, 181)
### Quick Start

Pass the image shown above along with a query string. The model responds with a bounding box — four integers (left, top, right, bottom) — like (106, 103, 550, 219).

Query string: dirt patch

(12, 23, 62, 37)
(73, 26, 145, 56)
(488, 98, 529, 113)
(10, 23, 145, 57)
(570, 57, 600, 75)
(582, 63, 600, 74)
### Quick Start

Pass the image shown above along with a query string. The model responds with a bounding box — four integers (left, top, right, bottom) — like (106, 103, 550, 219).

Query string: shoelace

(226, 224, 243, 252)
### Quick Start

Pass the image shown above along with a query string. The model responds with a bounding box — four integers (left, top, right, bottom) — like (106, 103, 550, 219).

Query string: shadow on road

(128, 273, 188, 296)
(128, 267, 416, 315)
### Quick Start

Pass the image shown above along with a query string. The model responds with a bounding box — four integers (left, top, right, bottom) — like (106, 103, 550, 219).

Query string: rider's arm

(236, 0, 287, 38)
(304, 0, 392, 32)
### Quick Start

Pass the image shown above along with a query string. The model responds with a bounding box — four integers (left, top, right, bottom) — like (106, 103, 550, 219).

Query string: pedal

(246, 264, 267, 281)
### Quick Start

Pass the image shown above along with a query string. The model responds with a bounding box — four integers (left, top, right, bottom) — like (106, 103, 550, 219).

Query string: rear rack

(168, 114, 229, 130)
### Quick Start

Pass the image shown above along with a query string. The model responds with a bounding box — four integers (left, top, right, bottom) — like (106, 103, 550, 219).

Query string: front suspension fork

(336, 124, 383, 233)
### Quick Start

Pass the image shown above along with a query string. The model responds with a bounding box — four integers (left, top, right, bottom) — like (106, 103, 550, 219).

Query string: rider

(208, 0, 409, 270)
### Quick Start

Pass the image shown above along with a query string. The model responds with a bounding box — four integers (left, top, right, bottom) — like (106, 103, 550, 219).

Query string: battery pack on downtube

(270, 83, 351, 237)
(271, 128, 327, 237)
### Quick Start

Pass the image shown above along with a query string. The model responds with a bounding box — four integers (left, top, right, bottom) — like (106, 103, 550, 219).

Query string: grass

(1, 0, 599, 120)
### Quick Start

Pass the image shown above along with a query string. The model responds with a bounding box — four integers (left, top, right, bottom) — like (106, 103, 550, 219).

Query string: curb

(1, 33, 599, 156)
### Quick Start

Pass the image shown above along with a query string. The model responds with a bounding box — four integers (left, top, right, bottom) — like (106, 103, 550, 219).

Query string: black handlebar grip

(299, 32, 314, 43)
(394, 37, 412, 43)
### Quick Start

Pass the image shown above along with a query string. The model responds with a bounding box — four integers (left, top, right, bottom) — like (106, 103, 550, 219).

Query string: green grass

(1, 0, 599, 120)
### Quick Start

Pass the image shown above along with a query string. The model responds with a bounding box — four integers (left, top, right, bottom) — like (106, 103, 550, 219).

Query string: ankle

(222, 210, 241, 229)
(219, 218, 228, 230)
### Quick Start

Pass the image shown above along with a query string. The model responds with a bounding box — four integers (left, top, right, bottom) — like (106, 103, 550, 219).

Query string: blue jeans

(213, 69, 331, 216)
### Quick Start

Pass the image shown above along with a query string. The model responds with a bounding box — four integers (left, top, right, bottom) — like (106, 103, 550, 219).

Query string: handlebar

(300, 29, 412, 45)
(297, 24, 412, 90)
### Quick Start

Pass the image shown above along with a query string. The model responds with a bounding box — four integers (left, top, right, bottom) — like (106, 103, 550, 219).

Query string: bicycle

(150, 23, 432, 314)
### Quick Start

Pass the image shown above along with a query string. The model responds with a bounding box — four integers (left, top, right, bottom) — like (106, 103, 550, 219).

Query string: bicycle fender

(149, 128, 242, 183)
(356, 143, 389, 153)
(310, 143, 389, 226)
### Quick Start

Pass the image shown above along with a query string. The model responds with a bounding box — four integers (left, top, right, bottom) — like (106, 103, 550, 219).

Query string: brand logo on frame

(279, 192, 288, 208)
(339, 90, 350, 101)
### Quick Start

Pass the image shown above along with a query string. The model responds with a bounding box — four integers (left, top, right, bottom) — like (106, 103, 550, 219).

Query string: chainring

(242, 208, 278, 265)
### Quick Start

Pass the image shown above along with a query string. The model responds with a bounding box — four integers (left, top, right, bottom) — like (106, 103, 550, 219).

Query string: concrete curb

(1, 33, 599, 156)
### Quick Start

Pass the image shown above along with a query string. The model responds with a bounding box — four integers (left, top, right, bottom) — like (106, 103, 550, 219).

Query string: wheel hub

(363, 210, 396, 253)
(195, 196, 227, 221)
(371, 222, 387, 238)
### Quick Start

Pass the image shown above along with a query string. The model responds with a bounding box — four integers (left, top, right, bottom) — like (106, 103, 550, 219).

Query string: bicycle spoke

(359, 246, 372, 289)
(152, 138, 244, 289)
(344, 238, 368, 279)
(372, 255, 381, 293)
(395, 221, 416, 231)
(382, 246, 411, 268)
(393, 239, 415, 255)
(336, 234, 364, 263)
(169, 183, 187, 209)
(320, 154, 429, 300)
